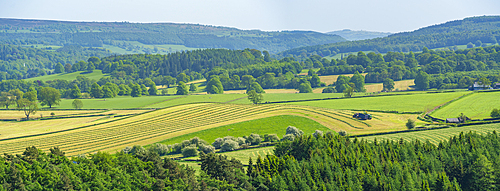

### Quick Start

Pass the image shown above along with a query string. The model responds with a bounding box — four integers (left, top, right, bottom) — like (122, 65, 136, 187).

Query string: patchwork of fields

(0, 103, 417, 156)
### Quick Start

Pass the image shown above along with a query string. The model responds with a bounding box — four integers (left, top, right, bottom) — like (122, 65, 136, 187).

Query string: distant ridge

(327, 29, 392, 41)
(277, 15, 500, 60)
(0, 18, 346, 53)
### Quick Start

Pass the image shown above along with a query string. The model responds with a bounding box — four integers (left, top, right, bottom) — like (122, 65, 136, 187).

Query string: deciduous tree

(17, 98, 38, 120)
(38, 87, 61, 108)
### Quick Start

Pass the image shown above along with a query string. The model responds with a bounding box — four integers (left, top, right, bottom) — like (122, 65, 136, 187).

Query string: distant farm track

(0, 103, 383, 156)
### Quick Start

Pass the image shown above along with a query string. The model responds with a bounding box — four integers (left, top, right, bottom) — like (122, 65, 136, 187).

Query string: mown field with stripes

(0, 103, 417, 156)
(360, 123, 500, 145)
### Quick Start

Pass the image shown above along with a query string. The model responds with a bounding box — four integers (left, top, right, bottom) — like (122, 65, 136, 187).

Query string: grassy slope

(157, 115, 331, 145)
(146, 94, 247, 108)
(229, 93, 344, 104)
(49, 95, 181, 109)
(286, 91, 469, 112)
(27, 70, 108, 81)
(431, 91, 500, 119)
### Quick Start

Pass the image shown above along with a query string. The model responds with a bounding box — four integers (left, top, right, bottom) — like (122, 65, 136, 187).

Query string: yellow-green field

(0, 103, 418, 156)
(431, 91, 500, 119)
(0, 110, 103, 120)
(361, 122, 500, 145)
(288, 91, 469, 112)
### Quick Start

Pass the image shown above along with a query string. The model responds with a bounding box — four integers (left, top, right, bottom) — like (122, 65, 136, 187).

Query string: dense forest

(277, 16, 500, 60)
(0, 18, 345, 53)
(2, 131, 500, 190)
(0, 44, 112, 80)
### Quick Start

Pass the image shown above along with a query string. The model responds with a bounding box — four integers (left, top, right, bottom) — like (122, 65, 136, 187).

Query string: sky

(1, 0, 500, 33)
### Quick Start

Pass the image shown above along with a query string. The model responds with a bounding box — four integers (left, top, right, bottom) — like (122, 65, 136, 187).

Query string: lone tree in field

(343, 83, 355, 98)
(247, 90, 263, 104)
(491, 109, 500, 118)
(189, 83, 197, 92)
(176, 82, 189, 95)
(38, 87, 61, 108)
(383, 78, 395, 92)
(406, 119, 415, 129)
(72, 99, 83, 109)
(17, 98, 38, 120)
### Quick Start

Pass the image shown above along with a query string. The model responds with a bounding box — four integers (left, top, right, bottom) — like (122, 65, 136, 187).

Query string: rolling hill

(277, 15, 500, 60)
(0, 18, 346, 54)
(327, 29, 393, 40)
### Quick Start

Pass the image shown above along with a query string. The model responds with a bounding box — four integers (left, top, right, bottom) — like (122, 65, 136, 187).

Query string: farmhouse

(469, 82, 491, 90)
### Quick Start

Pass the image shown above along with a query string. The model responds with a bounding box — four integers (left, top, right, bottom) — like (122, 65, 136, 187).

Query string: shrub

(322, 87, 336, 93)
(286, 126, 304, 137)
(338, 130, 347, 136)
(50, 112, 55, 116)
(246, 133, 262, 145)
(190, 137, 208, 147)
(172, 143, 182, 153)
(147, 143, 169, 156)
(122, 146, 132, 154)
(282, 134, 295, 141)
(260, 142, 272, 146)
(313, 130, 323, 138)
(236, 137, 246, 145)
(491, 108, 500, 118)
(406, 119, 416, 129)
(264, 134, 280, 142)
(220, 140, 239, 152)
(325, 131, 335, 137)
(240, 144, 250, 149)
(181, 140, 191, 148)
(199, 144, 215, 154)
(129, 145, 147, 155)
(212, 138, 224, 149)
(181, 146, 199, 157)
(223, 136, 235, 141)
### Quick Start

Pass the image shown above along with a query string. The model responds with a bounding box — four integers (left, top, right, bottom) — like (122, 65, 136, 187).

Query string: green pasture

(157, 115, 332, 145)
(27, 70, 108, 81)
(104, 41, 200, 54)
(47, 95, 181, 109)
(431, 91, 500, 119)
(361, 122, 500, 145)
(287, 91, 469, 112)
(219, 146, 275, 165)
(229, 93, 343, 104)
(146, 94, 247, 108)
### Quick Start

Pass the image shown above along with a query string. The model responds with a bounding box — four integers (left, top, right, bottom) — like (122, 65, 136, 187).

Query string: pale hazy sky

(1, 0, 499, 33)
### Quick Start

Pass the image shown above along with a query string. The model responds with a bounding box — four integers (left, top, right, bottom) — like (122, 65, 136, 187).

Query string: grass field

(0, 110, 103, 119)
(229, 93, 343, 104)
(47, 95, 181, 109)
(318, 73, 367, 85)
(361, 122, 500, 145)
(157, 115, 331, 145)
(364, 80, 415, 93)
(431, 91, 500, 119)
(146, 94, 247, 108)
(27, 70, 108, 81)
(0, 116, 122, 139)
(0, 102, 414, 156)
(104, 41, 200, 55)
(287, 91, 469, 112)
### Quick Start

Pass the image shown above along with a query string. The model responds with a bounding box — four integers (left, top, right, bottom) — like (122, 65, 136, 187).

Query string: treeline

(277, 16, 500, 60)
(0, 44, 112, 80)
(0, 18, 346, 53)
(305, 45, 500, 85)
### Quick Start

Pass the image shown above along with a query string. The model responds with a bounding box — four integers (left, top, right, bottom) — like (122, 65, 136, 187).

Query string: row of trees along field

(3, 45, 500, 95)
(276, 16, 500, 60)
(3, 131, 500, 190)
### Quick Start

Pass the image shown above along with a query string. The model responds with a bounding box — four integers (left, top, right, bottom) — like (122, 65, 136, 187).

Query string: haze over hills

(326, 29, 393, 41)
(277, 15, 500, 60)
(0, 18, 345, 54)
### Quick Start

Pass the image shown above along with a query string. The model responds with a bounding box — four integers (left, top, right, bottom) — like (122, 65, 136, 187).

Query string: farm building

(469, 82, 492, 90)
(353, 113, 372, 120)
